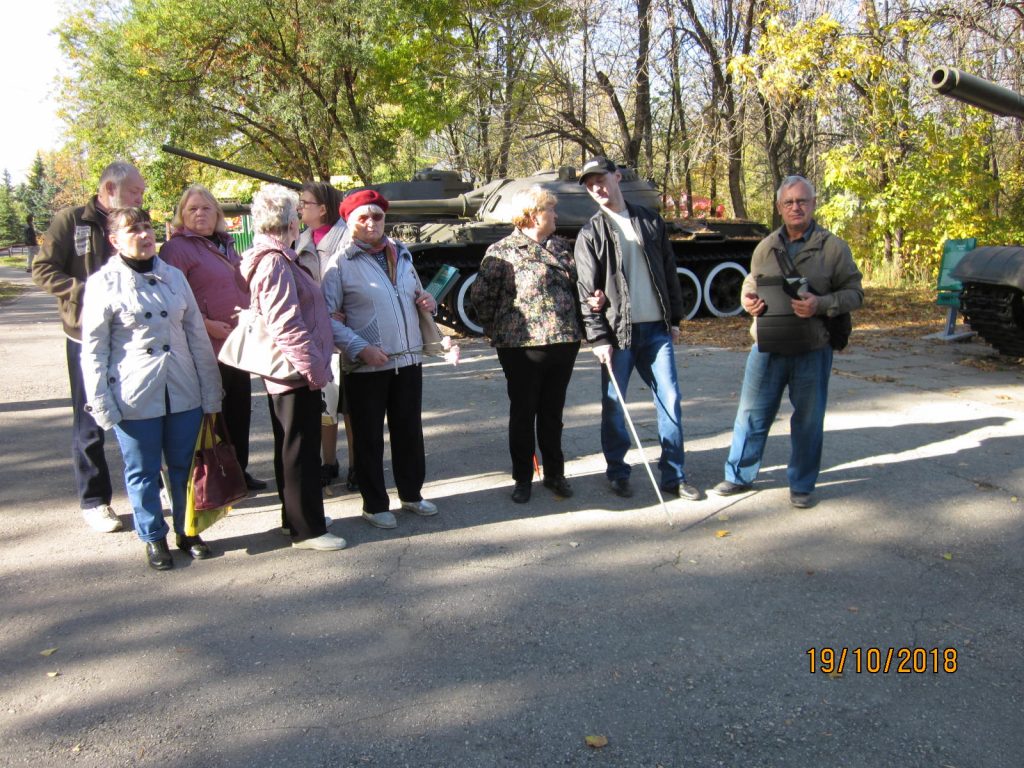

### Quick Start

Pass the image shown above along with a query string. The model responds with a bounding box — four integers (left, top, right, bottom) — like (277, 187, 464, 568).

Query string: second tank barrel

(930, 67, 1024, 119)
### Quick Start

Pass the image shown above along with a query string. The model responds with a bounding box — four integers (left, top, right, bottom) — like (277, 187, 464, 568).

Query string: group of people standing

(33, 164, 445, 569)
(472, 158, 862, 512)
(31, 156, 862, 572)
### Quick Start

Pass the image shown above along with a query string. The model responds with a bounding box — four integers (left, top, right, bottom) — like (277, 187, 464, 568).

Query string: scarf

(353, 236, 398, 284)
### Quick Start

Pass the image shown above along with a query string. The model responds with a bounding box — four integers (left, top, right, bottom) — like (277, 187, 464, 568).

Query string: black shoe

(511, 481, 532, 504)
(711, 480, 753, 497)
(176, 534, 212, 559)
(790, 492, 815, 509)
(543, 476, 574, 498)
(663, 482, 702, 501)
(146, 539, 173, 571)
(346, 466, 359, 492)
(244, 472, 268, 491)
(320, 462, 339, 488)
(609, 478, 633, 498)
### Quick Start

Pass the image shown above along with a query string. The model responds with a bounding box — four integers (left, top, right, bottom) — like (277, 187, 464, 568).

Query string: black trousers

(345, 365, 425, 514)
(267, 387, 327, 542)
(219, 363, 252, 471)
(66, 338, 113, 509)
(496, 341, 580, 482)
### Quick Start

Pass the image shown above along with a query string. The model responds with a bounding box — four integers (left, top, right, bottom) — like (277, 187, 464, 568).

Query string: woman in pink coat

(240, 184, 345, 552)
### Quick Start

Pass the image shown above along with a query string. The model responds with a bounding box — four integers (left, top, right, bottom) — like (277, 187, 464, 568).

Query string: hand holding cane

(602, 357, 674, 527)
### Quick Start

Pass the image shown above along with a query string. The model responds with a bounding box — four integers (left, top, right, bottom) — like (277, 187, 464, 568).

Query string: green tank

(367, 167, 767, 333)
(931, 67, 1024, 356)
(162, 145, 768, 334)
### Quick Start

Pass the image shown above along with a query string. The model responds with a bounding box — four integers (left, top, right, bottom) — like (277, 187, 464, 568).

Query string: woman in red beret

(321, 190, 440, 530)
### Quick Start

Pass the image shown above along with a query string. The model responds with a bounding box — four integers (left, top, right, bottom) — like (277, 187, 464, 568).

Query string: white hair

(251, 184, 300, 236)
(776, 175, 816, 203)
(98, 161, 140, 191)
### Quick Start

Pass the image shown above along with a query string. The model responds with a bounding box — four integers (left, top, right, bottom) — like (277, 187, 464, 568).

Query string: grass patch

(0, 254, 28, 268)
(0, 281, 30, 304)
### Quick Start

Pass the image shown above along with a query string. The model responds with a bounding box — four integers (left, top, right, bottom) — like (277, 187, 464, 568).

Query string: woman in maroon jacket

(160, 185, 266, 490)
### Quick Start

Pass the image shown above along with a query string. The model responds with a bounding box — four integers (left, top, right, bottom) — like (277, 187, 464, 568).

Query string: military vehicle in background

(163, 145, 768, 334)
(931, 67, 1024, 356)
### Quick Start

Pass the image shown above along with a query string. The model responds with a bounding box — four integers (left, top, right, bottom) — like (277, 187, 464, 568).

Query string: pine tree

(0, 170, 23, 246)
(16, 153, 58, 231)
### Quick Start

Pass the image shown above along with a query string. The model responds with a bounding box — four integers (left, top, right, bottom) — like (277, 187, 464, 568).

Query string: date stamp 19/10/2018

(807, 647, 958, 674)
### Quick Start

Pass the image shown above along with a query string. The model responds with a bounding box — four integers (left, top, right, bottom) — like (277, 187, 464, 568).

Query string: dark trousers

(267, 387, 327, 542)
(66, 338, 113, 509)
(496, 342, 580, 482)
(219, 363, 252, 471)
(345, 365, 425, 514)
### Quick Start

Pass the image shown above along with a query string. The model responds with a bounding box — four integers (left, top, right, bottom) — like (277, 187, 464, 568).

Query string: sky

(0, 1, 67, 183)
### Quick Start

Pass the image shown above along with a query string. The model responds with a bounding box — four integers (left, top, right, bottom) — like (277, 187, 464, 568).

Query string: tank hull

(951, 246, 1024, 356)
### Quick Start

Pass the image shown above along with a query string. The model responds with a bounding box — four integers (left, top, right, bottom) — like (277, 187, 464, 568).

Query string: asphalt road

(1, 264, 1021, 767)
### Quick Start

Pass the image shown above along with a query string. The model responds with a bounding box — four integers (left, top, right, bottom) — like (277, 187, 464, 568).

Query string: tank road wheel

(454, 273, 484, 335)
(676, 267, 703, 321)
(703, 261, 748, 317)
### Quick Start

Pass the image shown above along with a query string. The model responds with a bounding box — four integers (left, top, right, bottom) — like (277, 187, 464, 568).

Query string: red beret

(339, 189, 389, 221)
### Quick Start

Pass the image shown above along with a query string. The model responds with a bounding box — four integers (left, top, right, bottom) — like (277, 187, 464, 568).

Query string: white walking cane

(603, 357, 674, 527)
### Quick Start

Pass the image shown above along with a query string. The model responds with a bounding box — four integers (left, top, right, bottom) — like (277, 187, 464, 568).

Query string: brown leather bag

(191, 414, 248, 512)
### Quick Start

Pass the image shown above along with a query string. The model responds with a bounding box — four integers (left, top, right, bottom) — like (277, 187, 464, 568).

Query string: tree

(0, 170, 24, 246)
(58, 0, 462, 199)
(16, 153, 60, 231)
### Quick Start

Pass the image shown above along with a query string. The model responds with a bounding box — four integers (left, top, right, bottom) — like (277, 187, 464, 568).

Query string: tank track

(959, 282, 1024, 357)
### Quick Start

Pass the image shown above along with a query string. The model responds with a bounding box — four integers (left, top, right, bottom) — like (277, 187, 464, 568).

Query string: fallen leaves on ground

(715, 530, 731, 538)
(39, 648, 58, 657)
(585, 735, 609, 749)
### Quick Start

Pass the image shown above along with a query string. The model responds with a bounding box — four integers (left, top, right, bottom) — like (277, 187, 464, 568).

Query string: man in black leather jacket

(574, 157, 700, 501)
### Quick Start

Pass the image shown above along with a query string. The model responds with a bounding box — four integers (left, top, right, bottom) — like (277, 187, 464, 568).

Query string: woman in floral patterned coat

(471, 186, 586, 504)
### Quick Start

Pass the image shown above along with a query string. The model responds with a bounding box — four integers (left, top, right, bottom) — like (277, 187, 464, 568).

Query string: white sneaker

(400, 499, 438, 516)
(82, 505, 123, 533)
(291, 532, 347, 551)
(279, 516, 332, 536)
(362, 510, 397, 529)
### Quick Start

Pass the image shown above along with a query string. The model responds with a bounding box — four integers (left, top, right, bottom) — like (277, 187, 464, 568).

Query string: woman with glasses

(160, 184, 266, 492)
(80, 208, 223, 570)
(321, 189, 440, 531)
(294, 182, 357, 492)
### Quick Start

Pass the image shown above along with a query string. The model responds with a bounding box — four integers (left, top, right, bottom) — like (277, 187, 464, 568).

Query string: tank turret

(163, 145, 768, 333)
(931, 68, 1024, 356)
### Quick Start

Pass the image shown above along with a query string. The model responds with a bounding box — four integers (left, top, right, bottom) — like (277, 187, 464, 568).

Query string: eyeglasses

(780, 198, 812, 209)
(356, 212, 385, 223)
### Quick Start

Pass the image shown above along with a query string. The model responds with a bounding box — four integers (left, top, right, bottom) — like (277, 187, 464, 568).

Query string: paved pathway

(1, 264, 1021, 766)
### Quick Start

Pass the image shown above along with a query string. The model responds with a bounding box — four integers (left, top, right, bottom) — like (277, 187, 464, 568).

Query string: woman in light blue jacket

(322, 189, 439, 530)
(80, 208, 223, 571)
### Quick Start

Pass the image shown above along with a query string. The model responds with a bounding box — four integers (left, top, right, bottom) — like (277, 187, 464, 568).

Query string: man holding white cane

(574, 157, 701, 501)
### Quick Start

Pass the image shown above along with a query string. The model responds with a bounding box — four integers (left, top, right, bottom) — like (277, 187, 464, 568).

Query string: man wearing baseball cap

(574, 157, 700, 501)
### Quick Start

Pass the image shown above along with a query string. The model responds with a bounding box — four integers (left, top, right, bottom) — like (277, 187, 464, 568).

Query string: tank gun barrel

(930, 67, 1024, 119)
(386, 196, 479, 217)
(160, 144, 302, 190)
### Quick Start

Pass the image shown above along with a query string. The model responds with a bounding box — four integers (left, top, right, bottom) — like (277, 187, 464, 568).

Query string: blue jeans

(723, 345, 833, 493)
(601, 322, 686, 487)
(113, 408, 203, 542)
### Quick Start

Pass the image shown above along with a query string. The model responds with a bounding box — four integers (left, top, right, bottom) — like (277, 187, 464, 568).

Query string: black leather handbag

(773, 248, 852, 351)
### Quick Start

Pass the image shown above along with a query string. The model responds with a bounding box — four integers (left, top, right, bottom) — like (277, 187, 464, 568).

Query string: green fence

(230, 214, 255, 253)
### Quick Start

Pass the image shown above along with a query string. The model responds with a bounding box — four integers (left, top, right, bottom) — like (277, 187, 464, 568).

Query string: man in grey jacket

(32, 161, 146, 533)
(711, 175, 863, 508)
(574, 157, 700, 501)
